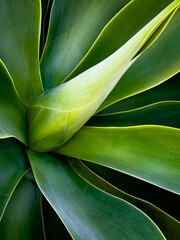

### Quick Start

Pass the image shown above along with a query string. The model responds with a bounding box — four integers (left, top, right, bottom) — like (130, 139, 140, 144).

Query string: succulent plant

(0, 0, 180, 239)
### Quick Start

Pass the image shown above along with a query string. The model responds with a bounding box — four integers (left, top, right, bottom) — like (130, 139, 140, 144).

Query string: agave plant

(0, 0, 180, 239)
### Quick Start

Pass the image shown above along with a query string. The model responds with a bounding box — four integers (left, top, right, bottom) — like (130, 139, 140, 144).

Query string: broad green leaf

(0, 60, 27, 144)
(0, 139, 28, 221)
(87, 101, 180, 128)
(0, 174, 44, 240)
(70, 158, 180, 240)
(40, 0, 130, 90)
(99, 73, 180, 113)
(28, 151, 165, 240)
(0, 0, 43, 104)
(28, 1, 179, 152)
(56, 126, 180, 194)
(98, 7, 180, 112)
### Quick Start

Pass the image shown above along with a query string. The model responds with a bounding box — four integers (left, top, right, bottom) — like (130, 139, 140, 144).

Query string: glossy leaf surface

(28, 151, 165, 240)
(28, 1, 179, 152)
(0, 139, 28, 220)
(87, 101, 180, 128)
(70, 158, 180, 240)
(57, 126, 180, 194)
(0, 60, 27, 144)
(0, 174, 44, 240)
(0, 0, 43, 104)
(40, 0, 130, 90)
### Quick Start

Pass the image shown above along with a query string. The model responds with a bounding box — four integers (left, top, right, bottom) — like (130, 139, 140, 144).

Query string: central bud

(28, 2, 175, 152)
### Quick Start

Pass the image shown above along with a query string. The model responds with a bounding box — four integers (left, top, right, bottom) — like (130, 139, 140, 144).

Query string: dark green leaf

(69, 158, 180, 240)
(0, 0, 43, 104)
(99, 73, 180, 113)
(0, 139, 28, 220)
(40, 0, 53, 57)
(28, 151, 165, 240)
(0, 173, 44, 240)
(87, 101, 180, 128)
(0, 60, 27, 144)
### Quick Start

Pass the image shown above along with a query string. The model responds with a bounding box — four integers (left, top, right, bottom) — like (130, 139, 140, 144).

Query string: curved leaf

(28, 1, 179, 152)
(56, 126, 180, 194)
(69, 158, 180, 240)
(0, 0, 43, 104)
(28, 151, 165, 240)
(87, 101, 180, 128)
(40, 0, 130, 90)
(85, 162, 180, 221)
(0, 174, 44, 240)
(99, 73, 180, 113)
(0, 139, 28, 220)
(0, 60, 27, 144)
(98, 7, 180, 111)
(64, 0, 176, 82)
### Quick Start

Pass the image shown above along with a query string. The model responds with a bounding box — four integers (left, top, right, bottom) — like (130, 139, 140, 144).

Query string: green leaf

(28, 151, 165, 240)
(99, 73, 180, 113)
(98, 7, 180, 112)
(56, 126, 180, 194)
(40, 0, 130, 90)
(0, 139, 28, 221)
(0, 0, 43, 104)
(69, 158, 180, 240)
(0, 60, 27, 144)
(0, 174, 44, 240)
(28, 1, 179, 152)
(86, 101, 180, 128)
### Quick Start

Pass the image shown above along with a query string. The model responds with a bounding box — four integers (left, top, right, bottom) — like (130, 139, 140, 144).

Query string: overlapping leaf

(28, 151, 165, 240)
(70, 158, 180, 240)
(28, 0, 180, 152)
(40, 0, 130, 90)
